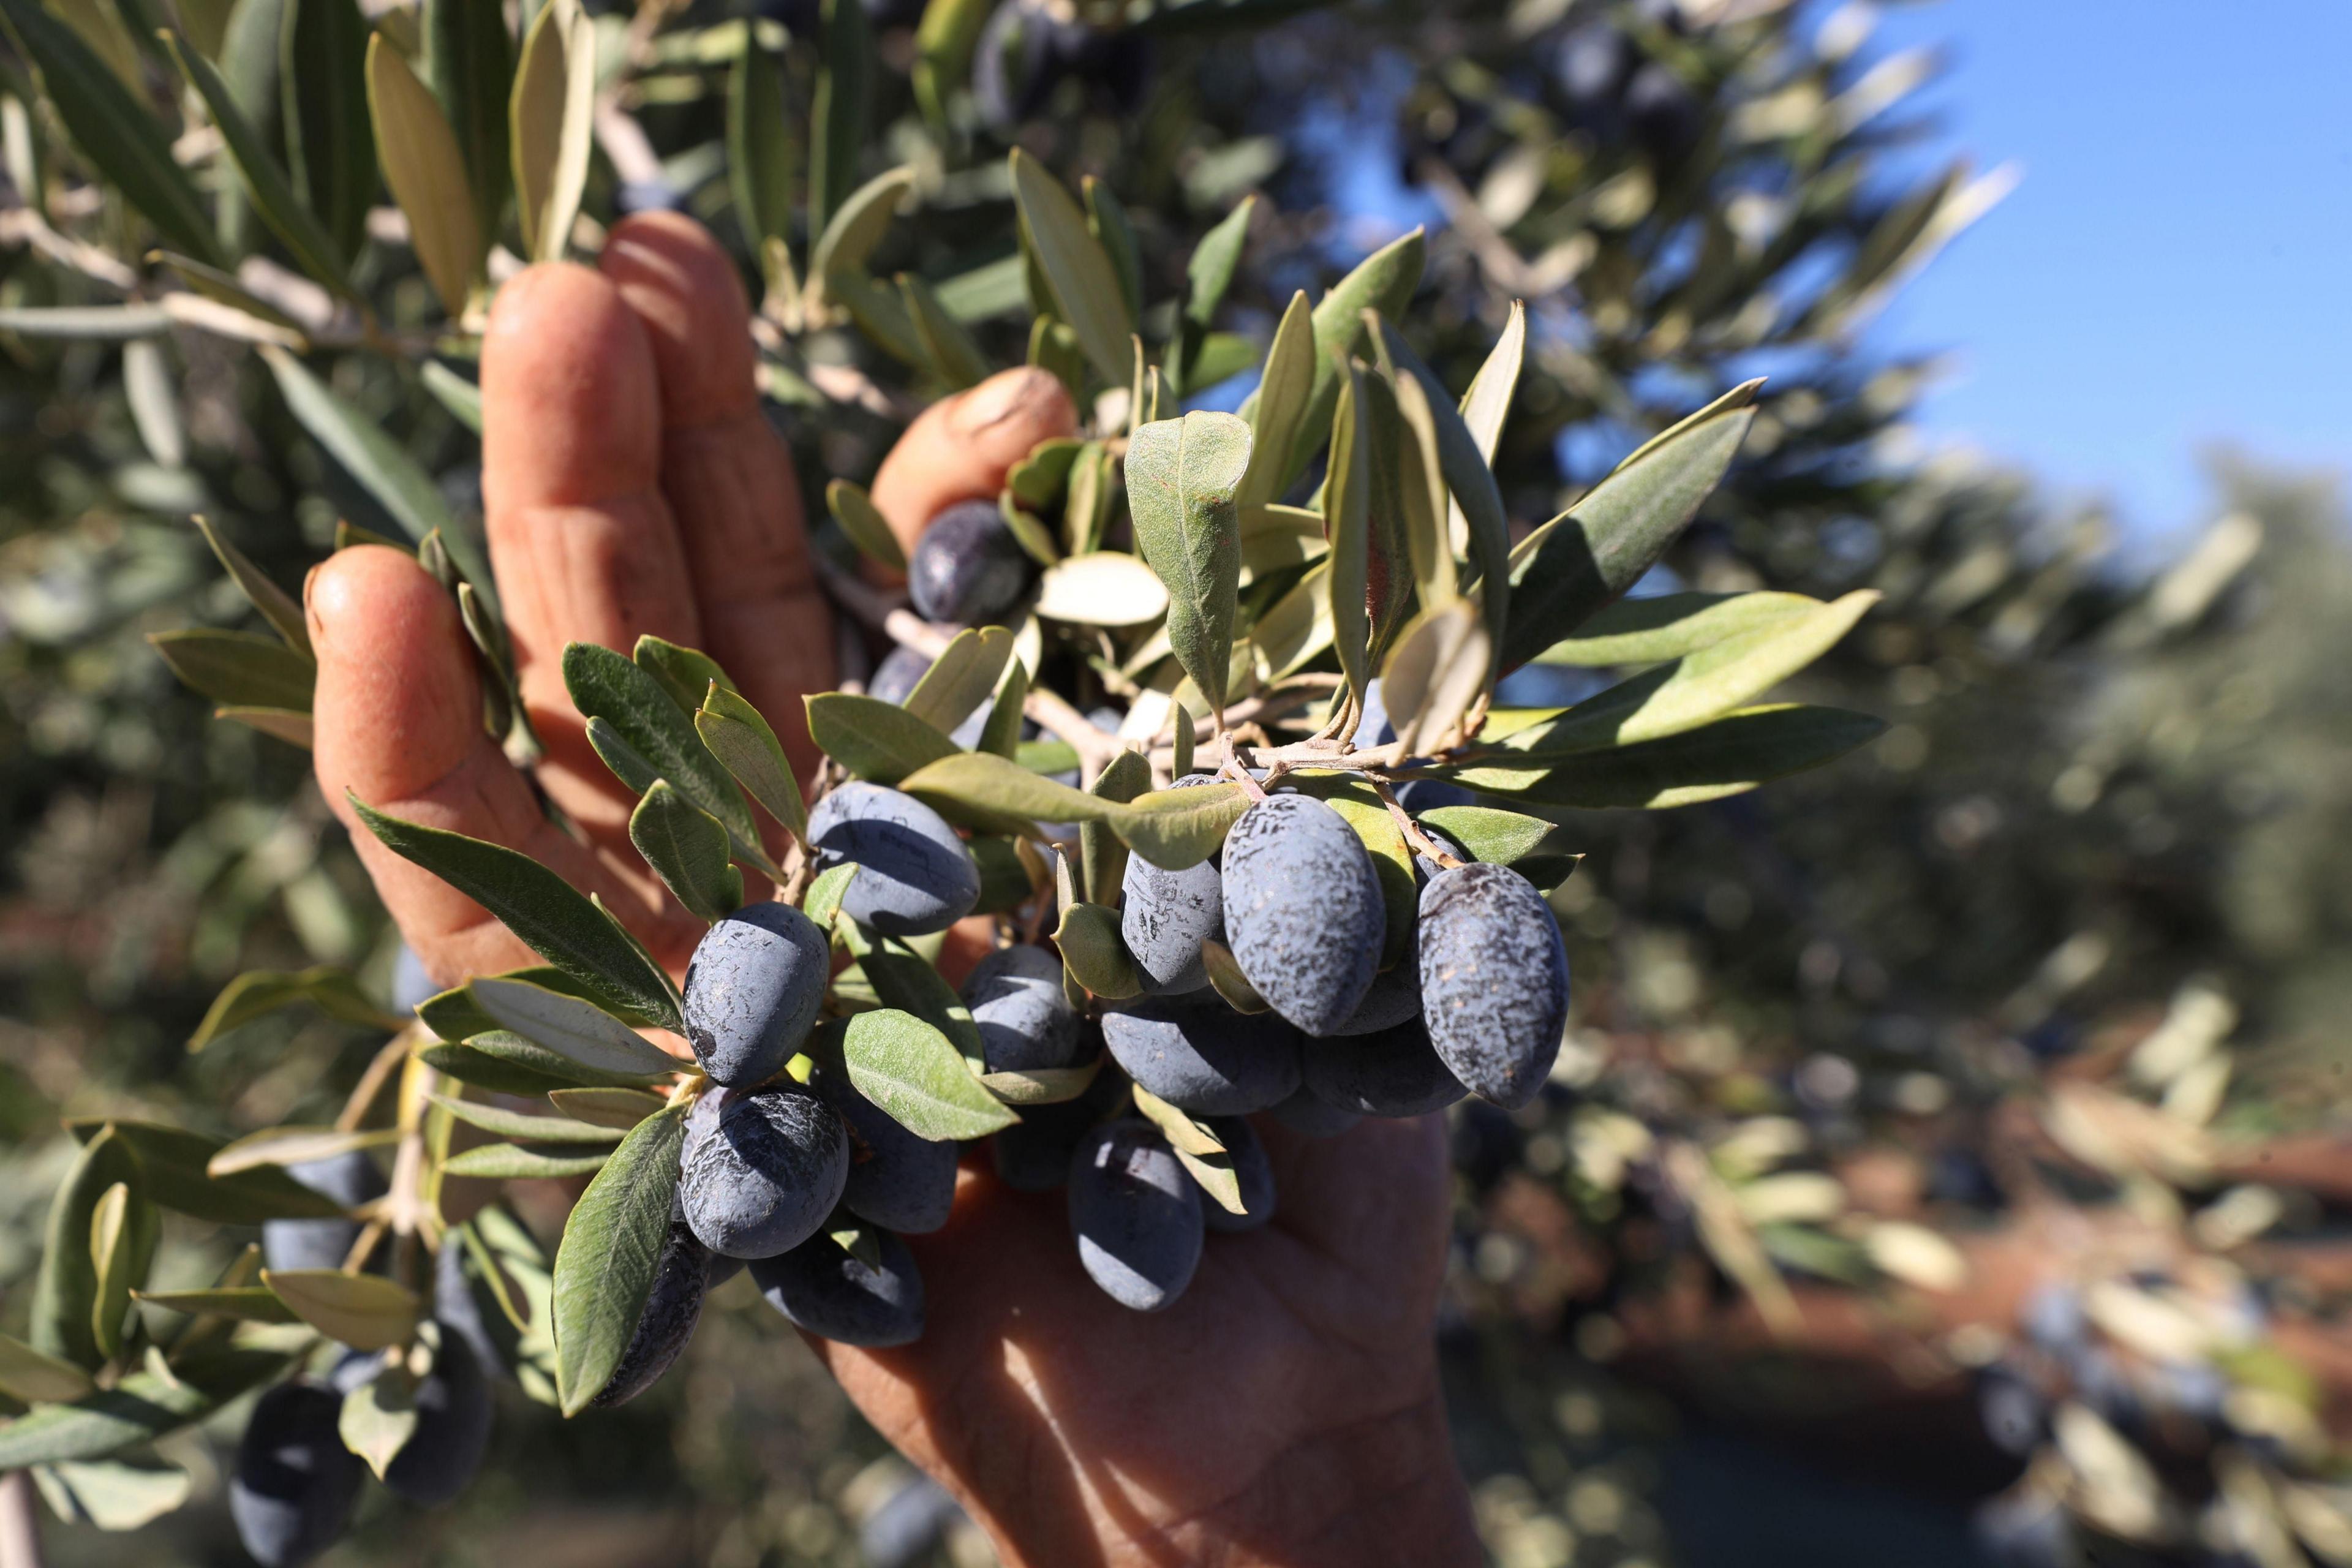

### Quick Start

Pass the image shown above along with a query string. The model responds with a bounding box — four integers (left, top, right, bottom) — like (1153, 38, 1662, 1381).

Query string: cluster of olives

(620, 728, 1570, 1328)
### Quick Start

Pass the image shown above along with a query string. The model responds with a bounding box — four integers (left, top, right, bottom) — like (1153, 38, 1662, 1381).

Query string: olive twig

(1372, 775, 1460, 871)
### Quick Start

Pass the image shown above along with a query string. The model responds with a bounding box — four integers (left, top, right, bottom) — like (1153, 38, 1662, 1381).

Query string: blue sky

(1861, 1, 2352, 549)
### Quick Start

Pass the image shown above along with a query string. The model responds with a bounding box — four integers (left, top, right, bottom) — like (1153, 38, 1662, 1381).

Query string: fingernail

(952, 368, 1047, 434)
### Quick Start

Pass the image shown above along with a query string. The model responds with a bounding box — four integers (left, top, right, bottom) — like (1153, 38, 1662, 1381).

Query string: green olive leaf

(807, 0, 872, 236)
(339, 1366, 418, 1480)
(1011, 149, 1134, 387)
(818, 1010, 1018, 1140)
(260, 1270, 418, 1352)
(629, 782, 744, 924)
(187, 963, 402, 1049)
(825, 478, 908, 573)
(1502, 380, 1762, 672)
(832, 921, 986, 1069)
(1126, 412, 1251, 719)
(350, 797, 684, 1031)
(441, 1143, 614, 1180)
(728, 29, 793, 253)
(1052, 903, 1144, 1000)
(0, 1347, 292, 1469)
(1235, 290, 1313, 510)
(277, 0, 375, 263)
(905, 626, 1016, 734)
(806, 693, 962, 785)
(551, 1101, 687, 1415)
(696, 684, 809, 843)
(1448, 704, 1888, 809)
(366, 32, 481, 318)
(148, 630, 313, 713)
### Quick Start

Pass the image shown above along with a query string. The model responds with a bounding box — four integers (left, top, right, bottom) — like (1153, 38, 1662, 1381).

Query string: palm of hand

(306, 213, 1474, 1566)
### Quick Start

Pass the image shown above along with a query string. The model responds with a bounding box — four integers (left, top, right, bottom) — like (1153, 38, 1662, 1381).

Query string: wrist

(973, 1383, 1480, 1568)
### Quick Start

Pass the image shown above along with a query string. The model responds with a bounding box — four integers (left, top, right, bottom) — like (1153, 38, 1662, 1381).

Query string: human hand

(304, 212, 1478, 1567)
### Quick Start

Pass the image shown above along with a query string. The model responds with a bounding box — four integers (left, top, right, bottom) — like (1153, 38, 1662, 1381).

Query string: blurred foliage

(0, 0, 2346, 1564)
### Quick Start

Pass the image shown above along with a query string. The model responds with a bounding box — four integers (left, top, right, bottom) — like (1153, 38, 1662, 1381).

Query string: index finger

(869, 366, 1080, 566)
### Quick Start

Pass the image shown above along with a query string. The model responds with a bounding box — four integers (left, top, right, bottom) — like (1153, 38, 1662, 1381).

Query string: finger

(307, 546, 699, 986)
(480, 262, 701, 854)
(598, 213, 835, 779)
(869, 366, 1079, 564)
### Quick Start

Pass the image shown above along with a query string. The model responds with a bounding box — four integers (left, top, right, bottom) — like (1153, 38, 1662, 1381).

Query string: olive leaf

(1449, 704, 1887, 809)
(366, 32, 481, 318)
(431, 1096, 627, 1146)
(1084, 175, 1144, 322)
(978, 1055, 1103, 1106)
(1322, 359, 1374, 711)
(696, 684, 808, 843)
(808, 0, 872, 236)
(551, 1101, 687, 1415)
(905, 627, 1015, 734)
(148, 630, 314, 713)
(1532, 590, 1822, 666)
(0, 1348, 291, 1469)
(978, 657, 1028, 760)
(0, 1335, 95, 1405)
(634, 636, 735, 714)
(832, 922, 986, 1068)
(350, 797, 684, 1032)
(825, 478, 907, 573)
(0, 0, 219, 263)
(1118, 781, 1253, 870)
(1084, 750, 1153, 907)
(1171, 702, 1196, 778)
(442, 1144, 612, 1180)
(261, 1270, 420, 1351)
(0, 306, 172, 340)
(1035, 553, 1170, 627)
(279, 0, 374, 265)
(32, 1456, 192, 1532)
(548, 1087, 666, 1131)
(801, 862, 860, 927)
(1490, 590, 1880, 755)
(1379, 598, 1490, 757)
(1253, 559, 1335, 679)
(510, 0, 596, 264)
(32, 1130, 144, 1370)
(86, 1185, 139, 1364)
(1373, 320, 1511, 679)
(630, 782, 745, 924)
(62, 1121, 344, 1226)
(1127, 412, 1252, 720)
(1502, 380, 1762, 672)
(1010, 149, 1134, 387)
(469, 978, 682, 1080)
(1451, 300, 1527, 545)
(129, 1287, 298, 1326)
(818, 1011, 1019, 1140)
(424, 0, 512, 249)
(1235, 290, 1313, 510)
(728, 29, 793, 253)
(807, 166, 914, 310)
(187, 963, 403, 1049)
(193, 516, 309, 655)
(1412, 806, 1564, 867)
(1200, 938, 1268, 1013)
(418, 1042, 585, 1098)
(207, 1125, 397, 1177)
(899, 273, 990, 391)
(339, 1367, 418, 1481)
(805, 693, 961, 784)
(1173, 1144, 1247, 1217)
(566, 642, 772, 874)
(1052, 902, 1144, 1000)
(1276, 228, 1425, 492)
(1387, 365, 1457, 609)
(1175, 195, 1255, 397)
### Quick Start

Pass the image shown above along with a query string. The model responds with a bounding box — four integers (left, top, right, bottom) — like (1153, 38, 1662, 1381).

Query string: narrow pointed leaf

(1450, 300, 1526, 548)
(441, 1143, 612, 1180)
(149, 629, 313, 712)
(833, 922, 984, 1067)
(339, 1371, 418, 1481)
(1051, 902, 1143, 999)
(806, 693, 961, 784)
(807, 166, 914, 304)
(1450, 704, 1887, 809)
(1379, 598, 1490, 757)
(367, 32, 481, 318)
(899, 272, 989, 391)
(278, 0, 374, 263)
(547, 1087, 666, 1131)
(551, 1101, 686, 1415)
(424, 0, 512, 247)
(728, 31, 793, 251)
(1503, 382, 1762, 671)
(1126, 412, 1251, 718)
(261, 1270, 418, 1351)
(821, 1011, 1017, 1140)
(696, 685, 808, 842)
(194, 516, 309, 655)
(1280, 228, 1423, 491)
(208, 1125, 396, 1177)
(629, 782, 743, 923)
(469, 977, 682, 1079)
(807, 0, 872, 235)
(1175, 195, 1255, 396)
(825, 478, 907, 573)
(1323, 360, 1372, 707)
(1235, 290, 1313, 508)
(510, 0, 595, 263)
(0, 1335, 95, 1405)
(904, 626, 1014, 734)
(1532, 591, 1822, 666)
(1083, 175, 1143, 322)
(1010, 149, 1134, 386)
(348, 797, 683, 1031)
(564, 642, 765, 866)
(0, 1348, 291, 1469)
(1374, 320, 1510, 680)
(62, 1121, 345, 1226)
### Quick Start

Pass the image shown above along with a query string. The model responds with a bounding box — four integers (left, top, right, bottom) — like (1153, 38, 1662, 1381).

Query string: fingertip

(870, 368, 1083, 557)
(482, 262, 662, 507)
(600, 212, 758, 428)
(307, 546, 481, 810)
